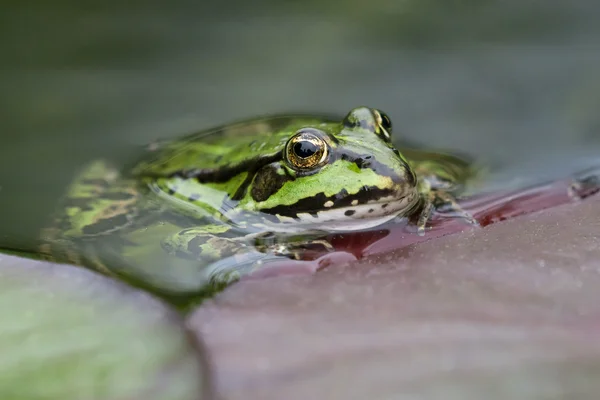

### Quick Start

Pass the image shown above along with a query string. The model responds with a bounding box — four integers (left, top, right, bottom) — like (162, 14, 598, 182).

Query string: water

(1, 0, 600, 248)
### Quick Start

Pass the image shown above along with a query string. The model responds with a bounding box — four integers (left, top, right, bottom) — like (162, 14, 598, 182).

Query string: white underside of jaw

(261, 192, 419, 233)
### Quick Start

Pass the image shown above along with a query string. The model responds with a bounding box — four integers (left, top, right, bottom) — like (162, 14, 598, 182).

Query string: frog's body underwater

(38, 107, 478, 296)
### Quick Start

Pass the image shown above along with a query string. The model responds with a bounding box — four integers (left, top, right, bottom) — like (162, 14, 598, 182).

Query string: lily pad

(189, 196, 600, 399)
(0, 254, 213, 400)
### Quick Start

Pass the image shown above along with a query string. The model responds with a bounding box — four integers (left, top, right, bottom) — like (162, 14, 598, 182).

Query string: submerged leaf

(0, 254, 213, 400)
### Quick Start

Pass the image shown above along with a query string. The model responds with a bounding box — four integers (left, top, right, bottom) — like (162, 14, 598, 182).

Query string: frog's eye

(373, 109, 392, 141)
(285, 129, 329, 170)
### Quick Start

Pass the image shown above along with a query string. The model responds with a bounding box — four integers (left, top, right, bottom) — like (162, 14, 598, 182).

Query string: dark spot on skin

(187, 236, 204, 257)
(81, 214, 130, 235)
(251, 164, 291, 202)
(382, 203, 389, 209)
(260, 186, 398, 218)
(337, 151, 412, 187)
(355, 157, 371, 169)
(167, 187, 177, 195)
(341, 154, 374, 170)
(163, 152, 282, 185)
(344, 210, 356, 216)
(368, 209, 374, 213)
(229, 156, 288, 201)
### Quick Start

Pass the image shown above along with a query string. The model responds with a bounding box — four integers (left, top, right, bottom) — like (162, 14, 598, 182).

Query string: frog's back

(133, 115, 332, 176)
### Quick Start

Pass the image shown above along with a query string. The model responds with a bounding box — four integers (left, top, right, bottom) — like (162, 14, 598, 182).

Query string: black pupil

(293, 141, 318, 158)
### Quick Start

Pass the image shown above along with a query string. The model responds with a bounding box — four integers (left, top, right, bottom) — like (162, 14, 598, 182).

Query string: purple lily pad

(188, 196, 600, 399)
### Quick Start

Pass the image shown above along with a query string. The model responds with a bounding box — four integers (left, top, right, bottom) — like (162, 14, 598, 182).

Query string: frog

(36, 106, 478, 297)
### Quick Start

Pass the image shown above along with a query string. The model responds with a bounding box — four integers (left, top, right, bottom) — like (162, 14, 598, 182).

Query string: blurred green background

(1, 0, 599, 247)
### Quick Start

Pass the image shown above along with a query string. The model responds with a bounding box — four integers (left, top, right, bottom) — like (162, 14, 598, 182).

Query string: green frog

(38, 106, 478, 296)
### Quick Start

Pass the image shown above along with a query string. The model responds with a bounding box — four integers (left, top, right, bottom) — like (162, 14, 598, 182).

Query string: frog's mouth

(259, 185, 420, 231)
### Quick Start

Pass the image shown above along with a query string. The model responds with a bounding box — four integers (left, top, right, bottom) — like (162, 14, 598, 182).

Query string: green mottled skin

(39, 107, 478, 294)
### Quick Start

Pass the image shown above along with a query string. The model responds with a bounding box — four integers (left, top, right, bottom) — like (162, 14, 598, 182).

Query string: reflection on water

(1, 0, 600, 252)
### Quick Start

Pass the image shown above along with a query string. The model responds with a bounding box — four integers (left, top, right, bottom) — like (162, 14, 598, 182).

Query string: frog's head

(140, 106, 420, 232)
(249, 106, 420, 230)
